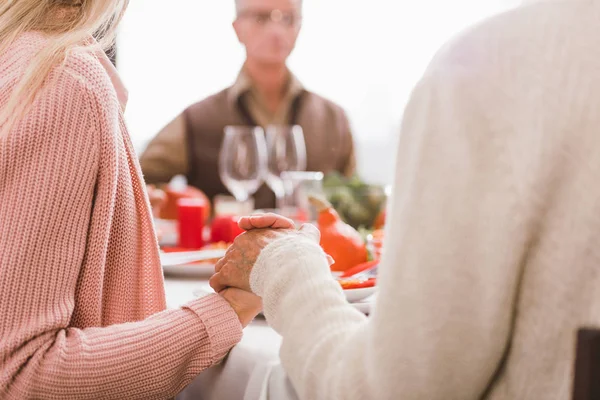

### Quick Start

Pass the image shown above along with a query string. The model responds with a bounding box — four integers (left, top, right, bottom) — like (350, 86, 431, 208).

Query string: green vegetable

(322, 173, 387, 229)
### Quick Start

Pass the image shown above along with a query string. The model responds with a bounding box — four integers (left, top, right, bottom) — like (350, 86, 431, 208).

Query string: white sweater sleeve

(249, 64, 530, 400)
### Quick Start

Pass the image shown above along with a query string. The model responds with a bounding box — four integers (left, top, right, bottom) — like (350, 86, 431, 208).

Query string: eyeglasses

(237, 9, 302, 28)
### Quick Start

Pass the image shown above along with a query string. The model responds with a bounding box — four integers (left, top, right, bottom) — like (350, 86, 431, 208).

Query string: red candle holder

(177, 198, 206, 249)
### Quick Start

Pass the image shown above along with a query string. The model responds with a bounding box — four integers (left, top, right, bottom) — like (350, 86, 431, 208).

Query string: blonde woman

(0, 1, 262, 398)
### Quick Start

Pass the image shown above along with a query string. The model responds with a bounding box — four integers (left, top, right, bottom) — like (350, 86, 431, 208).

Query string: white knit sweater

(249, 1, 600, 399)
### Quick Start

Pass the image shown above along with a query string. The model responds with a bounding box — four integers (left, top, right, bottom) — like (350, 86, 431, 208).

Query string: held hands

(219, 287, 263, 328)
(210, 214, 321, 293)
(212, 213, 331, 326)
(213, 213, 296, 325)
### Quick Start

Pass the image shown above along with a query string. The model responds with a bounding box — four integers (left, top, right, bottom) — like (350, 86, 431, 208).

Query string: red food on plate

(339, 278, 376, 290)
(340, 260, 379, 278)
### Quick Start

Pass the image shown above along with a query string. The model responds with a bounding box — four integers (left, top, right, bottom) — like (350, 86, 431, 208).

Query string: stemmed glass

(219, 126, 268, 203)
(264, 125, 307, 208)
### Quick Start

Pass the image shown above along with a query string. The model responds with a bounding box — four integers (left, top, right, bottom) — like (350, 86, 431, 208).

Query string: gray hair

(235, 0, 303, 14)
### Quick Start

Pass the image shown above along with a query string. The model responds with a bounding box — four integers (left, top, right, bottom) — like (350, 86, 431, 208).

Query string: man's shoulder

(300, 90, 347, 120)
(185, 88, 231, 116)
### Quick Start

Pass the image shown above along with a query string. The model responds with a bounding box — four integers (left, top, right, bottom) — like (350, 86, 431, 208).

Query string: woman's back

(462, 2, 600, 397)
(0, 32, 165, 329)
(0, 32, 189, 397)
(389, 1, 600, 397)
(1, 3, 250, 398)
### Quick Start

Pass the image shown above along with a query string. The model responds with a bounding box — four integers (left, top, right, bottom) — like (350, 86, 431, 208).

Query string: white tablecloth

(165, 277, 299, 400)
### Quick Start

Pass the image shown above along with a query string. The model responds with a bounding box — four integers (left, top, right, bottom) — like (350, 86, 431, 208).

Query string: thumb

(299, 223, 321, 243)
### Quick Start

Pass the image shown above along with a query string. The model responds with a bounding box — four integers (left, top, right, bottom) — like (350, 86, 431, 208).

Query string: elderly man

(140, 0, 355, 210)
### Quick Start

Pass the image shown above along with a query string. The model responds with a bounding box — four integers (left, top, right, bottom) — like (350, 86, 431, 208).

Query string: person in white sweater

(210, 0, 600, 398)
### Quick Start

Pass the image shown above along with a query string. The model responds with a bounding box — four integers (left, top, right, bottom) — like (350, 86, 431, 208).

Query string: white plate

(344, 286, 376, 303)
(155, 219, 178, 247)
(163, 262, 217, 277)
(161, 249, 226, 277)
(160, 249, 226, 266)
(351, 295, 375, 314)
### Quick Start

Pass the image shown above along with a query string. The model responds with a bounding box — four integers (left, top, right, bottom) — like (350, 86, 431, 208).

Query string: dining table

(165, 276, 300, 400)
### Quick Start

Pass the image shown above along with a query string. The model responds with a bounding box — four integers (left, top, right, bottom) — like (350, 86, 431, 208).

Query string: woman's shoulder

(424, 2, 581, 80)
(7, 32, 120, 113)
(7, 33, 111, 89)
(61, 47, 119, 109)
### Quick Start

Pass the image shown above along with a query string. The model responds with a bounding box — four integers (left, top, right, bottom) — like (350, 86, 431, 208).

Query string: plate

(351, 295, 375, 314)
(343, 286, 376, 303)
(161, 249, 226, 277)
(155, 218, 178, 247)
(163, 262, 216, 277)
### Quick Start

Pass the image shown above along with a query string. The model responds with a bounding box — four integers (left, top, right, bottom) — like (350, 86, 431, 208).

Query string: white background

(118, 0, 519, 184)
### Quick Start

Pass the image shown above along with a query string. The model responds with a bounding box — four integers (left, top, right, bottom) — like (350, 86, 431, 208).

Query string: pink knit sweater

(0, 33, 242, 399)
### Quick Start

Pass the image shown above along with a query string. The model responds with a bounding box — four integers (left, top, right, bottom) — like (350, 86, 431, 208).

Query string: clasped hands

(210, 213, 327, 327)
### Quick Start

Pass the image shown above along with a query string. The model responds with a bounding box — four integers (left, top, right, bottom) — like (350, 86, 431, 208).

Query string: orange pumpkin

(310, 196, 368, 272)
(159, 186, 211, 221)
(374, 209, 386, 230)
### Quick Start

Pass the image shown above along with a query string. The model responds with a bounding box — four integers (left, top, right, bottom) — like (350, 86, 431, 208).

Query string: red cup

(177, 198, 205, 249)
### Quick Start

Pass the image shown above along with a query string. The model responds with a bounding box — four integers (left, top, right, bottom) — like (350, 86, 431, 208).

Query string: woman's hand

(219, 288, 263, 328)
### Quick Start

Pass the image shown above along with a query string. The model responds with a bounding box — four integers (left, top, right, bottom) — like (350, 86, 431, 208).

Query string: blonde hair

(0, 0, 129, 135)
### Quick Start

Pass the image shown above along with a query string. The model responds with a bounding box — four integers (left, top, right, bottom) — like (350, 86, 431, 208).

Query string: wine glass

(264, 125, 307, 208)
(219, 126, 267, 203)
(279, 171, 324, 222)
